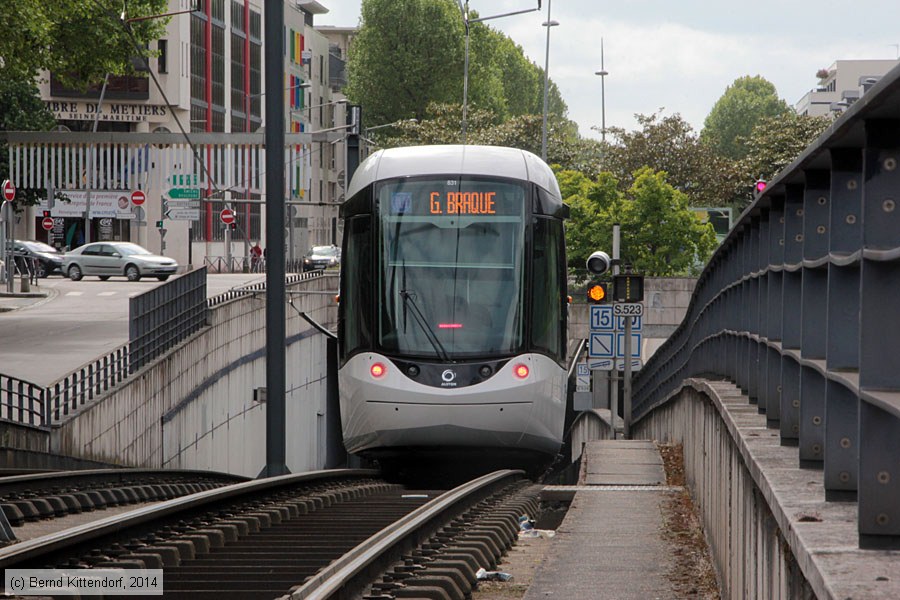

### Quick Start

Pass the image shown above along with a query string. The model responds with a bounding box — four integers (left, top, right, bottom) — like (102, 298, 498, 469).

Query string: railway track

(0, 469, 541, 599)
(0, 469, 246, 532)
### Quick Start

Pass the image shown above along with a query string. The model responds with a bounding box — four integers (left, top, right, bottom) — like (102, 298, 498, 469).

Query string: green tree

(559, 167, 715, 277)
(620, 168, 717, 275)
(0, 0, 169, 88)
(346, 0, 465, 126)
(602, 111, 742, 209)
(739, 111, 832, 202)
(374, 103, 602, 176)
(558, 170, 622, 276)
(701, 75, 791, 161)
(346, 0, 567, 131)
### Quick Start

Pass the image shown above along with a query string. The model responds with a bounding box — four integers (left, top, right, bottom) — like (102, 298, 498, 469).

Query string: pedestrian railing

(634, 62, 900, 549)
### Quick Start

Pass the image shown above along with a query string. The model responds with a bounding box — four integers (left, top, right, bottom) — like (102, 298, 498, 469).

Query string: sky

(316, 1, 900, 140)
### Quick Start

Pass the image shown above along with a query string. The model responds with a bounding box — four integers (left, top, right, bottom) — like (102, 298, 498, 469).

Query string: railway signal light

(613, 273, 645, 303)
(586, 250, 612, 275)
(754, 179, 767, 197)
(587, 281, 611, 303)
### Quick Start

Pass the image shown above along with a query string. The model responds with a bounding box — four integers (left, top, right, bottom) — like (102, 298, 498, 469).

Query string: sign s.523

(613, 303, 643, 317)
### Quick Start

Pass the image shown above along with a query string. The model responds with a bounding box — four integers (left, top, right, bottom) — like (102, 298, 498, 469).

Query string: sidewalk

(0, 286, 51, 312)
(525, 440, 681, 600)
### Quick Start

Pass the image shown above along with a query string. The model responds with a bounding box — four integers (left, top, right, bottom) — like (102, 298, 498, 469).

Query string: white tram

(338, 145, 569, 471)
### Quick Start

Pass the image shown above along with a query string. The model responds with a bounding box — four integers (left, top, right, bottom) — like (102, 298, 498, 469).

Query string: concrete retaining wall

(51, 274, 339, 478)
(633, 379, 895, 600)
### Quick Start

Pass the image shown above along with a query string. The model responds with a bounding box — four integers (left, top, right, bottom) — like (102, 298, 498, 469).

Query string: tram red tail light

(438, 323, 463, 329)
(370, 363, 387, 378)
(513, 364, 530, 379)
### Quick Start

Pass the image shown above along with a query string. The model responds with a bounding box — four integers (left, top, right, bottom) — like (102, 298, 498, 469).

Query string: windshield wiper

(399, 289, 451, 362)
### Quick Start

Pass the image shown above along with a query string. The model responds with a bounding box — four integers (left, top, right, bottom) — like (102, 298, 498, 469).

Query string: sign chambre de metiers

(45, 101, 169, 122)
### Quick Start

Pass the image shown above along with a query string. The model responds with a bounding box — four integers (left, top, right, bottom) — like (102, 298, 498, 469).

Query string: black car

(12, 240, 65, 278)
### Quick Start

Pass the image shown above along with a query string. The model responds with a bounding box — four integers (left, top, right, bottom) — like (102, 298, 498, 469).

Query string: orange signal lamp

(588, 283, 607, 303)
(513, 363, 530, 379)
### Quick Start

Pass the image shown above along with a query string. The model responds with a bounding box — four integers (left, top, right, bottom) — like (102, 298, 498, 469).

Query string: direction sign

(590, 305, 614, 331)
(41, 216, 55, 231)
(131, 190, 146, 206)
(220, 208, 236, 224)
(164, 199, 200, 210)
(167, 187, 201, 200)
(1, 180, 15, 201)
(166, 208, 201, 221)
(589, 332, 615, 359)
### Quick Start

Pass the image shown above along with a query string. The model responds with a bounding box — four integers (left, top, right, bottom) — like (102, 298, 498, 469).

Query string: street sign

(166, 208, 200, 221)
(590, 305, 614, 331)
(576, 361, 590, 392)
(589, 332, 615, 359)
(167, 187, 201, 200)
(615, 314, 643, 331)
(131, 190, 146, 206)
(616, 358, 643, 371)
(613, 303, 644, 317)
(169, 174, 199, 186)
(164, 199, 200, 210)
(220, 208, 236, 224)
(616, 332, 642, 358)
(589, 358, 614, 371)
(1, 180, 15, 201)
(41, 217, 54, 231)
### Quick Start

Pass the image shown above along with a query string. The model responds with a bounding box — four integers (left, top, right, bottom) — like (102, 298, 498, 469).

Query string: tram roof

(346, 145, 561, 200)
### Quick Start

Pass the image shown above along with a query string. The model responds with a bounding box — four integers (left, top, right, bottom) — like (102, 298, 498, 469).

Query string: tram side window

(531, 216, 565, 361)
(340, 216, 373, 359)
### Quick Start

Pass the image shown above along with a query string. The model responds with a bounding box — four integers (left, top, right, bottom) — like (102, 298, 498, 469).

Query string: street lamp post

(595, 38, 608, 143)
(457, 1, 543, 144)
(540, 0, 559, 161)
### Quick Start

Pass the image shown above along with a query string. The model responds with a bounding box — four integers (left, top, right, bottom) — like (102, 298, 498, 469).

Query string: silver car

(63, 242, 178, 282)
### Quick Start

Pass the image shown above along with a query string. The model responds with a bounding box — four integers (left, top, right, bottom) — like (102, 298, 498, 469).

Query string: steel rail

(0, 468, 246, 496)
(0, 468, 378, 568)
(292, 469, 524, 600)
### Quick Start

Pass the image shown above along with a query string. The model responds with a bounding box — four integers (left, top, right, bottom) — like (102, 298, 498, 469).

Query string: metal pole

(623, 314, 632, 438)
(461, 9, 470, 144)
(1, 201, 11, 293)
(610, 223, 620, 436)
(600, 39, 606, 143)
(540, 0, 553, 161)
(84, 74, 110, 245)
(263, 0, 288, 478)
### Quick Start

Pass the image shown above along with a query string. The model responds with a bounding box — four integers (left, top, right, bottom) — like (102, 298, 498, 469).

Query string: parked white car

(63, 242, 178, 282)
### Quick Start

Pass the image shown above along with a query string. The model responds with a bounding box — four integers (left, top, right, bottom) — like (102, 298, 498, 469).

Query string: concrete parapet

(50, 274, 339, 477)
(633, 378, 900, 600)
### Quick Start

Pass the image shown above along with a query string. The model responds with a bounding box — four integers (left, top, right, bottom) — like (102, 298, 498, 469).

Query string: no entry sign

(131, 190, 146, 206)
(220, 208, 236, 225)
(1, 180, 15, 202)
(41, 216, 55, 231)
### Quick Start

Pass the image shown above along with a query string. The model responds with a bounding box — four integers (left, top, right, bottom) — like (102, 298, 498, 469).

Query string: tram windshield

(377, 177, 526, 358)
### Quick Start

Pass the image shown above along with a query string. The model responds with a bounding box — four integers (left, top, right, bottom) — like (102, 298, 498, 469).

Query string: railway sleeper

(1, 502, 27, 525)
